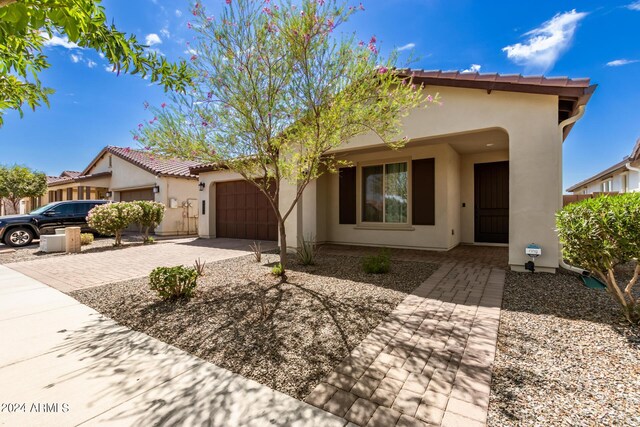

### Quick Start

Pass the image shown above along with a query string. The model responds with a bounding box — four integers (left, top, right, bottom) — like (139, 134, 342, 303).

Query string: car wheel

(4, 227, 34, 247)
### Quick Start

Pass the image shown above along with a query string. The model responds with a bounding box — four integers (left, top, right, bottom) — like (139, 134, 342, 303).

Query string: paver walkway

(0, 265, 345, 427)
(305, 255, 505, 427)
(4, 237, 277, 292)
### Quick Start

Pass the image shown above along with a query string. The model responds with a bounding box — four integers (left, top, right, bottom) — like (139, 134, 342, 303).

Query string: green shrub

(132, 201, 165, 242)
(149, 266, 198, 300)
(363, 249, 391, 274)
(87, 202, 143, 246)
(557, 193, 640, 323)
(271, 263, 284, 277)
(80, 233, 94, 246)
(145, 236, 155, 245)
(295, 234, 318, 265)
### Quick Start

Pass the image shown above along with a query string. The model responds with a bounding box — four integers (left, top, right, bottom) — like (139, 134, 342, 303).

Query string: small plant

(363, 249, 391, 274)
(295, 234, 318, 266)
(149, 265, 199, 300)
(271, 263, 284, 277)
(80, 233, 94, 246)
(132, 201, 166, 242)
(250, 241, 262, 262)
(144, 236, 156, 244)
(87, 202, 143, 246)
(194, 258, 206, 276)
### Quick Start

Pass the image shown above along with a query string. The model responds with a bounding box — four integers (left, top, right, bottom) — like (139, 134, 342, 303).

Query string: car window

(47, 204, 76, 215)
(77, 203, 99, 215)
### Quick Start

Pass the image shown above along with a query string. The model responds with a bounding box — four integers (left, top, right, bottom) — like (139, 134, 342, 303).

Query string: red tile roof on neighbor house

(60, 170, 81, 177)
(566, 138, 640, 192)
(82, 146, 201, 179)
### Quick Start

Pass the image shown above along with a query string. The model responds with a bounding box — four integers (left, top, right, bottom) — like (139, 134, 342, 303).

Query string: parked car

(0, 200, 109, 247)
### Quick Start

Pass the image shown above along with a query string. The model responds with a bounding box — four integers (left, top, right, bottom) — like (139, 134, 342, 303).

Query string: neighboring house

(36, 146, 200, 236)
(566, 138, 640, 195)
(191, 70, 597, 273)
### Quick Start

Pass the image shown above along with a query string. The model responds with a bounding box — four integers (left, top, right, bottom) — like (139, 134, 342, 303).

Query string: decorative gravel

(0, 235, 147, 264)
(489, 266, 640, 427)
(71, 253, 437, 400)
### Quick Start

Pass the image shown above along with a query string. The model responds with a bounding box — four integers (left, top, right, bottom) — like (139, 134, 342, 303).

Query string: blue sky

(1, 0, 639, 190)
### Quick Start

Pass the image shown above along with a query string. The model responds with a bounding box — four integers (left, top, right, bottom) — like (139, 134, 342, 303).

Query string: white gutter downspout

(559, 105, 590, 275)
(625, 162, 640, 193)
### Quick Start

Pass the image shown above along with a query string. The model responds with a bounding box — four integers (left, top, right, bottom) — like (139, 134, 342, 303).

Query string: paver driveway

(4, 237, 277, 292)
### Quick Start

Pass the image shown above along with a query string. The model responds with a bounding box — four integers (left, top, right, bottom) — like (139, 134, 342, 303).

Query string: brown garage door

(216, 180, 277, 241)
(119, 188, 155, 202)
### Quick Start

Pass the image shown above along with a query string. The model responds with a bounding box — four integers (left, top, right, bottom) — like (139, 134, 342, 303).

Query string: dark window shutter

(85, 186, 91, 200)
(67, 188, 73, 200)
(412, 158, 435, 225)
(77, 186, 84, 200)
(339, 167, 357, 224)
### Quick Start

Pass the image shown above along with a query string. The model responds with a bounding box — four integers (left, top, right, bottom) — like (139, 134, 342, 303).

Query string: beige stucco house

(191, 71, 596, 273)
(33, 146, 200, 236)
(566, 138, 640, 195)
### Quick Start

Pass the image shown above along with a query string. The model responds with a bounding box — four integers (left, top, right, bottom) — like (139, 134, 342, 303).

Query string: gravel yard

(489, 267, 640, 426)
(0, 235, 146, 264)
(71, 253, 437, 400)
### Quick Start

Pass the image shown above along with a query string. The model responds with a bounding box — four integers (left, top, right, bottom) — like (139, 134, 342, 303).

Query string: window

(622, 174, 629, 193)
(77, 186, 84, 200)
(48, 203, 76, 216)
(362, 162, 408, 223)
(601, 179, 612, 193)
(67, 188, 73, 200)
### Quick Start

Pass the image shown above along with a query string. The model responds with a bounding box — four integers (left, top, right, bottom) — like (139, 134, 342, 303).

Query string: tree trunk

(278, 220, 288, 281)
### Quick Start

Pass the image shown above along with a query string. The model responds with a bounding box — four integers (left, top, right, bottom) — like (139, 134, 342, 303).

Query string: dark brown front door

(474, 161, 509, 244)
(216, 180, 277, 241)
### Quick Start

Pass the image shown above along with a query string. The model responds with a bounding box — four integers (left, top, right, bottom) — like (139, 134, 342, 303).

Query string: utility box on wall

(169, 198, 178, 208)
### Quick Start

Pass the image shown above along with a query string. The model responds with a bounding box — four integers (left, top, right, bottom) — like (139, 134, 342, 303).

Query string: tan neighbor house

(32, 146, 200, 236)
(566, 138, 640, 195)
(191, 71, 596, 273)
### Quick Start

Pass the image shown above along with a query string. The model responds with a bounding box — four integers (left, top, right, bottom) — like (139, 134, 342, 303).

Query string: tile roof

(566, 138, 640, 192)
(60, 170, 81, 177)
(47, 171, 112, 187)
(84, 146, 201, 179)
(47, 175, 73, 185)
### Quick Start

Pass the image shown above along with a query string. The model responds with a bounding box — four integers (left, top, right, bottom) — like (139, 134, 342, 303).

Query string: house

(566, 138, 640, 195)
(191, 71, 596, 273)
(32, 146, 201, 236)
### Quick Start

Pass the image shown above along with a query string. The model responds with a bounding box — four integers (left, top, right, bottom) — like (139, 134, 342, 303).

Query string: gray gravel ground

(0, 235, 146, 264)
(489, 266, 640, 427)
(71, 253, 437, 400)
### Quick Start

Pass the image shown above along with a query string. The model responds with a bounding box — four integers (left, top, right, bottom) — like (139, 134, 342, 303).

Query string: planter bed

(489, 267, 640, 426)
(71, 253, 437, 400)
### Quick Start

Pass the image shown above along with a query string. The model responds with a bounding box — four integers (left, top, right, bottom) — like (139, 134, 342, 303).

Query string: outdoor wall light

(199, 182, 206, 191)
(105, 191, 112, 198)
(153, 185, 160, 194)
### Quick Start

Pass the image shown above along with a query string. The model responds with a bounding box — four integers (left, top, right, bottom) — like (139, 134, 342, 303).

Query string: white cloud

(41, 32, 80, 49)
(98, 52, 105, 59)
(606, 59, 639, 66)
(160, 27, 171, 39)
(461, 64, 482, 73)
(175, 9, 183, 17)
(184, 48, 198, 56)
(145, 33, 162, 46)
(104, 65, 117, 73)
(502, 10, 587, 72)
(70, 54, 81, 63)
(397, 43, 416, 51)
(87, 60, 97, 68)
(627, 1, 640, 11)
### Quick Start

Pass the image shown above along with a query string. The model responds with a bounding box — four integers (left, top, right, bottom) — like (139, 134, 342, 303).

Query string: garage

(119, 188, 155, 202)
(215, 180, 278, 241)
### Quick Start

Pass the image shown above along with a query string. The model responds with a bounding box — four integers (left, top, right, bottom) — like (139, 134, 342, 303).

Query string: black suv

(0, 200, 108, 247)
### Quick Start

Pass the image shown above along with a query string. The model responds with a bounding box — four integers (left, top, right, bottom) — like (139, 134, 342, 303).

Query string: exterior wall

(571, 166, 640, 195)
(459, 150, 509, 244)
(155, 177, 199, 236)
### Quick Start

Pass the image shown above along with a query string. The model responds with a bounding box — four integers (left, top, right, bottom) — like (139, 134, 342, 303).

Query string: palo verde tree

(0, 164, 47, 213)
(135, 0, 439, 279)
(0, 0, 193, 126)
(557, 194, 640, 324)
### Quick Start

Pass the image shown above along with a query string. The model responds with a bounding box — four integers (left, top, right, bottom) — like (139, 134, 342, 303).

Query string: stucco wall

(573, 167, 640, 194)
(155, 177, 199, 236)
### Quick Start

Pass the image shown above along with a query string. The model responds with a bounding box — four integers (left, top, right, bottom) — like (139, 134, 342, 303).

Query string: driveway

(0, 265, 345, 427)
(4, 238, 277, 293)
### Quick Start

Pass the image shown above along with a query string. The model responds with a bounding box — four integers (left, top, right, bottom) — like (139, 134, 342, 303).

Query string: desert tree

(0, 0, 192, 125)
(0, 164, 47, 213)
(135, 0, 439, 278)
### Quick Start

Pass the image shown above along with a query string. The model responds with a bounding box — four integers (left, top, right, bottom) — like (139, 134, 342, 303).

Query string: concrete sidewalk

(0, 266, 346, 427)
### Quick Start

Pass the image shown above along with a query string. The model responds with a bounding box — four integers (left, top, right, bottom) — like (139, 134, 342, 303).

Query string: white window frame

(601, 179, 613, 193)
(358, 159, 411, 226)
(622, 173, 629, 193)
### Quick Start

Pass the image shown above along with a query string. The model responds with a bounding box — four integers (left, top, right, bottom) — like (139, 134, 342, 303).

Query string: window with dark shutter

(85, 186, 92, 200)
(77, 186, 84, 200)
(412, 158, 435, 225)
(339, 166, 356, 224)
(67, 188, 73, 200)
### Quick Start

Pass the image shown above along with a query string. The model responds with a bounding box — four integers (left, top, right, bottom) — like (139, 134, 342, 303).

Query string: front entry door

(474, 161, 509, 244)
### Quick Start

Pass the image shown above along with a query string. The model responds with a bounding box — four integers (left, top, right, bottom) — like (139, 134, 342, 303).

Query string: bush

(250, 241, 262, 262)
(557, 193, 640, 323)
(295, 234, 318, 266)
(87, 202, 143, 246)
(132, 201, 165, 242)
(363, 249, 391, 274)
(80, 233, 94, 246)
(149, 266, 198, 300)
(271, 263, 284, 277)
